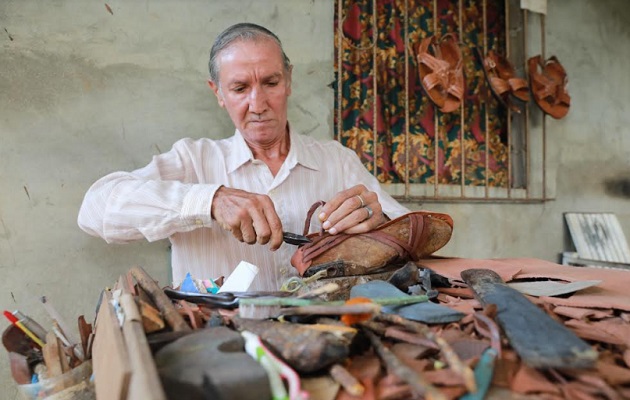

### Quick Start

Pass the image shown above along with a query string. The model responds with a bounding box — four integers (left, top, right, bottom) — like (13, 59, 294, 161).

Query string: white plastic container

(218, 261, 259, 293)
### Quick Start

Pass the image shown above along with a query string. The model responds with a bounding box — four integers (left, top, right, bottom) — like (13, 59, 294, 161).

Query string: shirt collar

(226, 126, 320, 174)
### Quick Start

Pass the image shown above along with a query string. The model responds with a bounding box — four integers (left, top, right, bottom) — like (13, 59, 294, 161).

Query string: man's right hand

(211, 186, 283, 251)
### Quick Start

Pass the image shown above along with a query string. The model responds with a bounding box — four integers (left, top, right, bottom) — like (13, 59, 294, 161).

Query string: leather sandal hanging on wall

(528, 55, 570, 119)
(477, 48, 530, 113)
(416, 34, 464, 113)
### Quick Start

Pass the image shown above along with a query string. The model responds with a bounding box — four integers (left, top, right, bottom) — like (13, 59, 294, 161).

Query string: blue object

(180, 273, 201, 294)
(459, 347, 498, 400)
(350, 280, 464, 324)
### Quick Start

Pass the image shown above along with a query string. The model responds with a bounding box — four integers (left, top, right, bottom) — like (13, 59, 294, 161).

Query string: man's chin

(241, 124, 285, 142)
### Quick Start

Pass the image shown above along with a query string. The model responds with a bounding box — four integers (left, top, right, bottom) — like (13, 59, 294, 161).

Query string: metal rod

(523, 8, 530, 198)
(506, 0, 512, 197)
(433, 0, 439, 197)
(372, 0, 378, 178)
(541, 13, 547, 199)
(459, 0, 465, 197)
(404, 0, 410, 197)
(336, 0, 343, 141)
(392, 196, 552, 204)
(483, 0, 489, 198)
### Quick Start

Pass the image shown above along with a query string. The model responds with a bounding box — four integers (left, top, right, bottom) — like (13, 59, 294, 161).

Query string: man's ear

(207, 80, 225, 108)
(286, 65, 293, 97)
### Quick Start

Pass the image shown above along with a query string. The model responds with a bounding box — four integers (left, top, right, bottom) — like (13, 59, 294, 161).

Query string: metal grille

(334, 0, 553, 203)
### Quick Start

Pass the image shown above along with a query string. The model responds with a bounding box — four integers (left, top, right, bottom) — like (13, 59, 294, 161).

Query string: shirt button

(195, 219, 203, 226)
(280, 267, 287, 276)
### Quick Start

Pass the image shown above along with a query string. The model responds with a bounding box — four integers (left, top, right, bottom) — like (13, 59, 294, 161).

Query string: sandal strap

(300, 213, 428, 264)
(489, 76, 510, 96)
(508, 77, 528, 93)
(301, 234, 353, 262)
(446, 80, 464, 101)
(532, 74, 557, 101)
(422, 70, 446, 91)
(302, 200, 326, 236)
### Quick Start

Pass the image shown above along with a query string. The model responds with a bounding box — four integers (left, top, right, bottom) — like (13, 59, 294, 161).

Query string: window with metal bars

(334, 0, 552, 203)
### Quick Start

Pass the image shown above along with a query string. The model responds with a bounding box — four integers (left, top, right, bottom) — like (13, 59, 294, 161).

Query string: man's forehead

(217, 38, 285, 71)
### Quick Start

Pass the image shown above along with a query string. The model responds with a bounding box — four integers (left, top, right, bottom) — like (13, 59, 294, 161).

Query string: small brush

(238, 294, 429, 319)
(239, 301, 381, 319)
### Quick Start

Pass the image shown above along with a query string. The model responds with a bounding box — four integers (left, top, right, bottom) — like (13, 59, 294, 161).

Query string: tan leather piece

(552, 306, 613, 320)
(528, 55, 570, 119)
(510, 364, 562, 396)
(416, 34, 464, 113)
(291, 208, 453, 277)
(334, 355, 379, 400)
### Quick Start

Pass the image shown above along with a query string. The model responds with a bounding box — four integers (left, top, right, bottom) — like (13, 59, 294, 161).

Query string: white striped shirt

(77, 129, 409, 291)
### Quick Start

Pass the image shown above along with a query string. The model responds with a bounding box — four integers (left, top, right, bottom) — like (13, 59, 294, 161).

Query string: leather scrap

(507, 279, 601, 297)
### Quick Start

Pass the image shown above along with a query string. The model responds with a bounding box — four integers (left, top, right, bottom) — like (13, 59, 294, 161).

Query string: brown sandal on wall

(290, 202, 454, 278)
(416, 34, 464, 113)
(528, 55, 570, 119)
(437, 34, 465, 113)
(478, 49, 530, 112)
(543, 56, 571, 119)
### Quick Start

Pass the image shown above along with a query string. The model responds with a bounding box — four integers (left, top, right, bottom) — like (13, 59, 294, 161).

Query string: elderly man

(78, 23, 409, 291)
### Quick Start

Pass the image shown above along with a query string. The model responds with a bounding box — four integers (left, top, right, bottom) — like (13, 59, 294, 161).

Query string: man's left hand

(318, 184, 388, 235)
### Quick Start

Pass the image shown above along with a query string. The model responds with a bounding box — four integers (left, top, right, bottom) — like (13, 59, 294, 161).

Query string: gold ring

(356, 195, 365, 208)
(364, 205, 373, 220)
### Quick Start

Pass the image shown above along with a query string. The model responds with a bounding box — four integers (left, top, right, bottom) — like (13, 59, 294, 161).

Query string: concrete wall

(1, 0, 629, 396)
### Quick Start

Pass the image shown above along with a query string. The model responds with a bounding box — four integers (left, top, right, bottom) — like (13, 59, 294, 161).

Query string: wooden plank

(138, 300, 165, 333)
(130, 266, 191, 332)
(92, 290, 131, 400)
(120, 293, 167, 400)
(43, 331, 66, 379)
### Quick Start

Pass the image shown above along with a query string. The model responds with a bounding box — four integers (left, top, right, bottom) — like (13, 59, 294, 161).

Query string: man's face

(209, 39, 292, 146)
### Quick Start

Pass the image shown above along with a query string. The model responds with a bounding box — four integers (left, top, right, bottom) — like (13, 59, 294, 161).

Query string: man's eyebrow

(226, 72, 283, 87)
(262, 72, 283, 81)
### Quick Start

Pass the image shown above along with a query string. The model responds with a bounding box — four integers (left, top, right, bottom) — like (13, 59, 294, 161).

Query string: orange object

(341, 297, 375, 326)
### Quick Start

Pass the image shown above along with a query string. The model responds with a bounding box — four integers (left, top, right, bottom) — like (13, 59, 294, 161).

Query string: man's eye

(232, 87, 245, 93)
(267, 81, 279, 87)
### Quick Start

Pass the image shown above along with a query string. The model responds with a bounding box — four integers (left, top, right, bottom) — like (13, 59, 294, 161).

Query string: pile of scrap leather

(98, 259, 630, 400)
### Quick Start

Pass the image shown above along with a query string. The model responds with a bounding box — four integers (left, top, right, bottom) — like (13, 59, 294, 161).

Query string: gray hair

(208, 23, 291, 84)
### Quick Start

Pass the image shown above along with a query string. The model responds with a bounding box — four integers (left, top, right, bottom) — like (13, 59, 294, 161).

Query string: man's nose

(248, 87, 268, 114)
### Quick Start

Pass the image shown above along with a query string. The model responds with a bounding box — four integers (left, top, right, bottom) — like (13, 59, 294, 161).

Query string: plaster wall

(0, 0, 629, 397)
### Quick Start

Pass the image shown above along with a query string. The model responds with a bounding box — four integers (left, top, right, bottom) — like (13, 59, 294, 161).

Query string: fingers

(319, 184, 387, 235)
(211, 187, 283, 250)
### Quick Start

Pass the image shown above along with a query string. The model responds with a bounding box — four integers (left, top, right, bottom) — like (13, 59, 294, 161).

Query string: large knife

(461, 268, 597, 369)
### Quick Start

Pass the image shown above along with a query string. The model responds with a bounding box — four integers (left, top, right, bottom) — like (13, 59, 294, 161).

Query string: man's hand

(211, 187, 283, 250)
(318, 184, 388, 235)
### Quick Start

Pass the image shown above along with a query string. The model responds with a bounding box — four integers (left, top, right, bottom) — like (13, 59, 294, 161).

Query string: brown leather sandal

(437, 34, 465, 113)
(416, 35, 448, 110)
(528, 55, 570, 119)
(290, 202, 454, 278)
(479, 49, 530, 112)
(416, 34, 464, 113)
(543, 56, 570, 119)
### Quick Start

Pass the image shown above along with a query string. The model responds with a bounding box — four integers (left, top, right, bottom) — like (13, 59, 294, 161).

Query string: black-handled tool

(283, 231, 312, 246)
